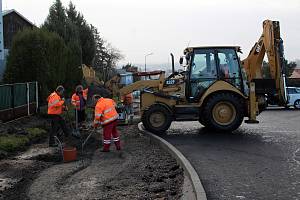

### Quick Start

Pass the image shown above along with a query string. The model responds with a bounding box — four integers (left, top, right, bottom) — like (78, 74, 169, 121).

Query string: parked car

(286, 87, 300, 109)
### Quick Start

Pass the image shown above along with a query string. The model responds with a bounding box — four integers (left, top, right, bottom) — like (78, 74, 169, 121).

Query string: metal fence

(0, 82, 38, 122)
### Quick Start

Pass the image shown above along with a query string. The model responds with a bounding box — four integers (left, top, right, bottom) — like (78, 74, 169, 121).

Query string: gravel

(0, 120, 184, 200)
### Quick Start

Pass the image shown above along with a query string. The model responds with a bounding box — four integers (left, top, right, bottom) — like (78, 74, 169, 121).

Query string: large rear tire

(141, 104, 173, 134)
(202, 93, 244, 132)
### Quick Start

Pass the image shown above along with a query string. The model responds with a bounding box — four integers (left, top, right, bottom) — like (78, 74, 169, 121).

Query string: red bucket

(63, 147, 77, 162)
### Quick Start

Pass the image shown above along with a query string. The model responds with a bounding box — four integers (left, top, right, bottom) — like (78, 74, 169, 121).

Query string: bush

(0, 135, 29, 152)
(3, 28, 81, 103)
(26, 128, 47, 140)
(0, 128, 47, 153)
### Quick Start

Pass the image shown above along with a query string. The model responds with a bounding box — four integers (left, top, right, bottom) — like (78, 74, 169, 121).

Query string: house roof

(290, 66, 300, 78)
(2, 9, 34, 26)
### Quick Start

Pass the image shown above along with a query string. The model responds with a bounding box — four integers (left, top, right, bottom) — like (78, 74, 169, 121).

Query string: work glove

(93, 122, 99, 128)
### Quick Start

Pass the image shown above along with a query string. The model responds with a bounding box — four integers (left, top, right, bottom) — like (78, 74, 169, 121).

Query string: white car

(286, 87, 300, 109)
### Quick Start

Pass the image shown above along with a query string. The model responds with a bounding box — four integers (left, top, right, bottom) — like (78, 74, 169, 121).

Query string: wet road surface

(162, 108, 300, 200)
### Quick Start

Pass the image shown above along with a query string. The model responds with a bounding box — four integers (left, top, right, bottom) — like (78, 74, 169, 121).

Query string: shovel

(65, 107, 81, 138)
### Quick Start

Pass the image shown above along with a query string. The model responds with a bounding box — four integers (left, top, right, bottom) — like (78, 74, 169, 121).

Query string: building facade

(0, 9, 34, 81)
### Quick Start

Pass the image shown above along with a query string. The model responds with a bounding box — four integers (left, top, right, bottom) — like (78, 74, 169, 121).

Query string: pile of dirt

(1, 124, 184, 200)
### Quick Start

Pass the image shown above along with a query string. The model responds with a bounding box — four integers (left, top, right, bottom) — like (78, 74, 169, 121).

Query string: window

(189, 49, 217, 100)
(217, 49, 240, 79)
(217, 48, 242, 89)
(287, 88, 297, 94)
(191, 51, 216, 79)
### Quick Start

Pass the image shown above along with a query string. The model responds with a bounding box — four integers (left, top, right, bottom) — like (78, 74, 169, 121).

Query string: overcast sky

(4, 0, 300, 67)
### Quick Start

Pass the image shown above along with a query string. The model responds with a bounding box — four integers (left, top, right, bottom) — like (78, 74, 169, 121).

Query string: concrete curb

(138, 123, 207, 200)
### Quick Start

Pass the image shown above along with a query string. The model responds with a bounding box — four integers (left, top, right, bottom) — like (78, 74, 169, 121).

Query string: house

(116, 68, 134, 85)
(290, 66, 300, 79)
(0, 9, 34, 80)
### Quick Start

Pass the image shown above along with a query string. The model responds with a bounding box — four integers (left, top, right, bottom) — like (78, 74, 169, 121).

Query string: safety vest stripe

(104, 107, 113, 114)
(48, 99, 60, 108)
(95, 113, 103, 117)
(101, 115, 118, 125)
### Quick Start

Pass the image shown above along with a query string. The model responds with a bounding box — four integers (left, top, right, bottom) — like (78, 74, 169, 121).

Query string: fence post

(27, 82, 30, 116)
(11, 84, 15, 119)
(35, 82, 39, 113)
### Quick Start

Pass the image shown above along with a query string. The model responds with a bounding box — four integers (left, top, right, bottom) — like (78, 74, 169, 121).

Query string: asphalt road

(162, 108, 300, 200)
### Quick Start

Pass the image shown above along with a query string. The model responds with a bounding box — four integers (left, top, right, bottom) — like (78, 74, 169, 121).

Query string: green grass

(0, 135, 29, 152)
(26, 128, 47, 140)
(0, 128, 47, 153)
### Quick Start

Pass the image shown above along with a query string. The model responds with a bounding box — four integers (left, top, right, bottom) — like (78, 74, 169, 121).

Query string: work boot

(115, 141, 121, 151)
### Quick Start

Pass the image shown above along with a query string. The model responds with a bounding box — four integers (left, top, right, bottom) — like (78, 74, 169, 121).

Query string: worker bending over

(47, 85, 70, 147)
(93, 95, 121, 152)
(71, 85, 87, 128)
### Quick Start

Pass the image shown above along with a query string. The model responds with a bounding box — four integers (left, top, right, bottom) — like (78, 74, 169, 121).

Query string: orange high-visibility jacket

(94, 98, 118, 125)
(47, 92, 65, 115)
(71, 93, 80, 110)
(83, 88, 88, 100)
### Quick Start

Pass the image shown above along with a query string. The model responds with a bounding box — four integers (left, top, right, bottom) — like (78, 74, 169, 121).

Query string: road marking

(292, 148, 300, 165)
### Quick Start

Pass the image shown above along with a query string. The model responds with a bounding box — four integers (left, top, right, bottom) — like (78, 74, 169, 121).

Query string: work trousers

(102, 120, 120, 151)
(75, 109, 86, 124)
(49, 114, 69, 145)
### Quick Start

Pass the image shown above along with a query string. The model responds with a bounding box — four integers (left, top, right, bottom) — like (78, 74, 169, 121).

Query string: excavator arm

(242, 20, 287, 106)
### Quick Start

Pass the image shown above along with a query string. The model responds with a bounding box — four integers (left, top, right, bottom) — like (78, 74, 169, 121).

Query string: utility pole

(0, 0, 5, 80)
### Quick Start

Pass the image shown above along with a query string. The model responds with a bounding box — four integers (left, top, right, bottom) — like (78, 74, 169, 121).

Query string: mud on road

(0, 124, 183, 200)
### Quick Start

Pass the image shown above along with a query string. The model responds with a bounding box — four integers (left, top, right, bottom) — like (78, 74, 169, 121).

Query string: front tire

(202, 93, 244, 132)
(142, 104, 173, 134)
(294, 99, 300, 109)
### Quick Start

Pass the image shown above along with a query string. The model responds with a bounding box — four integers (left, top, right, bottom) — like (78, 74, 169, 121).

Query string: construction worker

(71, 85, 86, 127)
(121, 93, 134, 115)
(47, 85, 69, 147)
(93, 95, 120, 152)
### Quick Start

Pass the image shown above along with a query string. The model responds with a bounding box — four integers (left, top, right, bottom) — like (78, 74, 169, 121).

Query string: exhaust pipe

(170, 53, 175, 74)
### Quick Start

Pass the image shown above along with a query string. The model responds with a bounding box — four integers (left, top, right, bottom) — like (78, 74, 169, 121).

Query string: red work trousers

(102, 120, 120, 151)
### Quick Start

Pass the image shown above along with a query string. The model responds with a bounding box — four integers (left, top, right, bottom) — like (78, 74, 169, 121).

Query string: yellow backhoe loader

(89, 20, 287, 134)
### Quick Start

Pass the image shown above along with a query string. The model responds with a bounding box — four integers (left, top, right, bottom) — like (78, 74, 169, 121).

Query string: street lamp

(144, 52, 153, 72)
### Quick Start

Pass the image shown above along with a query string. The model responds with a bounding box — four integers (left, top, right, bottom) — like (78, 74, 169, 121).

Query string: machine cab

(182, 46, 244, 102)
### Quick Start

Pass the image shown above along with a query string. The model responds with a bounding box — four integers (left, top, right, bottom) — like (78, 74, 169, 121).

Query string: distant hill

(117, 63, 182, 75)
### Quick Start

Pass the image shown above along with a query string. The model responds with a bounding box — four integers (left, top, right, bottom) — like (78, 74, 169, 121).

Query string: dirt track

(0, 123, 183, 200)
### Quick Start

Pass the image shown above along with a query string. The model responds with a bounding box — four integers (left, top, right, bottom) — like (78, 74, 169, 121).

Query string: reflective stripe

(103, 140, 111, 144)
(95, 113, 103, 117)
(48, 99, 59, 107)
(101, 115, 118, 125)
(113, 137, 120, 141)
(104, 107, 113, 114)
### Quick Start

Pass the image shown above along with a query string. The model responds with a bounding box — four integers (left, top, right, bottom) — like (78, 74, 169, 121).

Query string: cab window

(217, 48, 242, 89)
(188, 49, 217, 100)
(191, 51, 217, 79)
